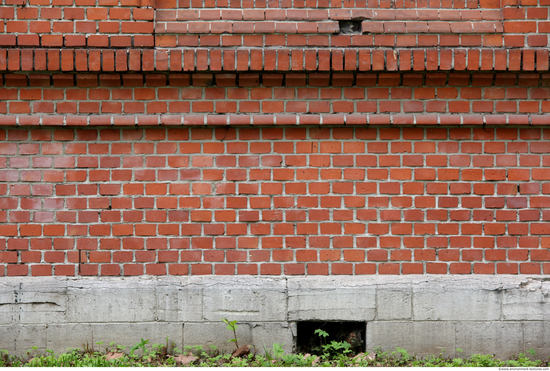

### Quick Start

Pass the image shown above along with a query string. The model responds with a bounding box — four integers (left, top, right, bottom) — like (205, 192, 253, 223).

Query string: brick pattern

(0, 0, 548, 50)
(1, 126, 550, 277)
(153, 0, 550, 50)
(0, 0, 154, 48)
(1, 0, 550, 278)
(154, 8, 509, 49)
(0, 72, 550, 126)
(1, 48, 550, 72)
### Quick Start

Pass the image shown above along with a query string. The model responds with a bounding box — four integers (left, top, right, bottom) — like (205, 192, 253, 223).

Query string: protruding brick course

(2, 48, 550, 72)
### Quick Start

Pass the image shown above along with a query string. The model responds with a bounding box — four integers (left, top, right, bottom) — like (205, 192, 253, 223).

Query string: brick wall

(2, 120, 550, 276)
(0, 0, 153, 48)
(1, 0, 550, 277)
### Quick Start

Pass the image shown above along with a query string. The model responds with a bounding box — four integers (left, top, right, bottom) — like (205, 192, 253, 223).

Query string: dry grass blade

(174, 353, 198, 366)
(106, 352, 124, 360)
(231, 345, 250, 358)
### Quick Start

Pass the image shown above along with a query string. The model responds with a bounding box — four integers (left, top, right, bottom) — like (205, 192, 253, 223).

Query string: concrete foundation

(1, 275, 549, 359)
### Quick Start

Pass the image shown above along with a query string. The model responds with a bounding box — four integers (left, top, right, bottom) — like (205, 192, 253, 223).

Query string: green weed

(0, 333, 546, 367)
(222, 318, 240, 349)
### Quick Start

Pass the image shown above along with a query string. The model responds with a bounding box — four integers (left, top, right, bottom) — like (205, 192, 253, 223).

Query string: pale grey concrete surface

(92, 322, 183, 351)
(46, 324, 93, 353)
(184, 322, 253, 353)
(156, 285, 203, 322)
(1, 275, 550, 358)
(288, 277, 376, 321)
(250, 322, 296, 354)
(454, 322, 524, 359)
(66, 279, 157, 323)
(412, 286, 502, 321)
(202, 278, 287, 322)
(377, 288, 412, 320)
(0, 326, 17, 352)
(366, 321, 456, 357)
(524, 321, 550, 360)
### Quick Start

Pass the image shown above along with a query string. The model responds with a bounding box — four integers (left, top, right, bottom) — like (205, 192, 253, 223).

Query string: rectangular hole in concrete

(297, 321, 366, 355)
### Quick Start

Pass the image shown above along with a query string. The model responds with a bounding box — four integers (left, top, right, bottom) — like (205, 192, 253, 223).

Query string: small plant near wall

(222, 318, 253, 358)
(222, 319, 240, 349)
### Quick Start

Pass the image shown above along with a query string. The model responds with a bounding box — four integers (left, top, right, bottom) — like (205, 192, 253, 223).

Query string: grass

(0, 320, 544, 367)
(0, 341, 546, 367)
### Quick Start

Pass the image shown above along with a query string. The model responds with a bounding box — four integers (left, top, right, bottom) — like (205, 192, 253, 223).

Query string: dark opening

(338, 20, 362, 34)
(297, 321, 366, 355)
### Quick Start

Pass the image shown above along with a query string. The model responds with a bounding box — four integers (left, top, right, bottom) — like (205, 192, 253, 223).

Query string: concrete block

(503, 281, 550, 321)
(2, 275, 550, 359)
(377, 288, 412, 320)
(455, 322, 524, 359)
(503, 290, 547, 321)
(15, 325, 47, 352)
(46, 324, 93, 353)
(1, 280, 68, 325)
(523, 321, 550, 360)
(288, 277, 376, 321)
(19, 302, 66, 325)
(18, 277, 68, 291)
(67, 279, 157, 323)
(251, 322, 296, 354)
(18, 291, 67, 324)
(0, 325, 17, 352)
(0, 281, 19, 292)
(413, 287, 501, 321)
(184, 322, 252, 353)
(0, 292, 17, 325)
(367, 321, 456, 357)
(0, 290, 16, 304)
(202, 279, 287, 322)
(156, 286, 203, 322)
(92, 322, 183, 350)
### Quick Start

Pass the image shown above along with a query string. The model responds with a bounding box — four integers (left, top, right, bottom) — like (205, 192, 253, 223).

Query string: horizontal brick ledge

(0, 48, 548, 72)
(0, 114, 548, 127)
(1, 71, 548, 87)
